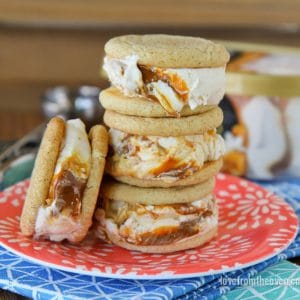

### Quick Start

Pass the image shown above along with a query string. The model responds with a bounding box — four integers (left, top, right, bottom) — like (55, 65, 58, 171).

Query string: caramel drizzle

(47, 155, 89, 217)
(139, 65, 189, 102)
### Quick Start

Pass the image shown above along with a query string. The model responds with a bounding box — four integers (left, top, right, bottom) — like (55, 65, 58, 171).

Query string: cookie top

(101, 177, 215, 205)
(104, 107, 223, 136)
(100, 87, 214, 118)
(104, 34, 230, 68)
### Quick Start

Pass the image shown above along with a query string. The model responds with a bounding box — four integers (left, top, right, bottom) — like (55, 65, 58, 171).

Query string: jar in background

(220, 42, 300, 180)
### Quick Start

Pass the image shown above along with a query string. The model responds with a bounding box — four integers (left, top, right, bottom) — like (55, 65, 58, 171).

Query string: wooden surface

(0, 110, 43, 140)
(0, 0, 299, 141)
(0, 0, 300, 27)
(0, 24, 298, 141)
(1, 26, 299, 85)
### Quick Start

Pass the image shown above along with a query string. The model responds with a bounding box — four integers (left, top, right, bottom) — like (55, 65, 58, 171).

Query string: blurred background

(1, 0, 300, 140)
(1, 3, 300, 299)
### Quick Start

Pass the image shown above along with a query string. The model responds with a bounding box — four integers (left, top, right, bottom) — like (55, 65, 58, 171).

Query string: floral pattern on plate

(0, 174, 298, 279)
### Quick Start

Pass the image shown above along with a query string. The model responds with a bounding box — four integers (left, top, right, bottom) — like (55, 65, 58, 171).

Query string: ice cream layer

(103, 55, 226, 115)
(54, 119, 91, 178)
(35, 119, 91, 241)
(95, 194, 217, 246)
(35, 201, 82, 242)
(107, 128, 225, 181)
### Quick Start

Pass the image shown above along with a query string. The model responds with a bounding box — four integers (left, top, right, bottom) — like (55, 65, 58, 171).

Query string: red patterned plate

(0, 174, 298, 279)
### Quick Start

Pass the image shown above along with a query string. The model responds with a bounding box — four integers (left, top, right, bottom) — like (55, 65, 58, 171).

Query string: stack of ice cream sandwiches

(19, 34, 229, 253)
(95, 34, 230, 253)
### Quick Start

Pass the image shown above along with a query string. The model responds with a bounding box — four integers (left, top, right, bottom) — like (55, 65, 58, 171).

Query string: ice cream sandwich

(103, 34, 229, 116)
(95, 178, 217, 253)
(20, 117, 108, 243)
(104, 108, 225, 188)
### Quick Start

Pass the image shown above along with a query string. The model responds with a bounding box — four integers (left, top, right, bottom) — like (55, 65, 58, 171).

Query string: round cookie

(101, 177, 215, 205)
(20, 117, 65, 237)
(100, 87, 215, 118)
(107, 159, 223, 188)
(104, 107, 223, 137)
(105, 34, 230, 68)
(71, 125, 108, 243)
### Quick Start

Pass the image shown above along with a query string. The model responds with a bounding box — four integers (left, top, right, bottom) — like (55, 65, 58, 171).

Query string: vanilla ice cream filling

(95, 194, 217, 246)
(35, 202, 82, 242)
(35, 119, 91, 241)
(108, 128, 225, 180)
(103, 55, 226, 114)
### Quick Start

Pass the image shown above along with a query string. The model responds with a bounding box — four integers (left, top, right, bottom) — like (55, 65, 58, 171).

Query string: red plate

(0, 174, 298, 279)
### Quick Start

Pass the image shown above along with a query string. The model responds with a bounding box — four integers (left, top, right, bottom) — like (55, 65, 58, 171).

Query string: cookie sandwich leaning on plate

(20, 117, 108, 243)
